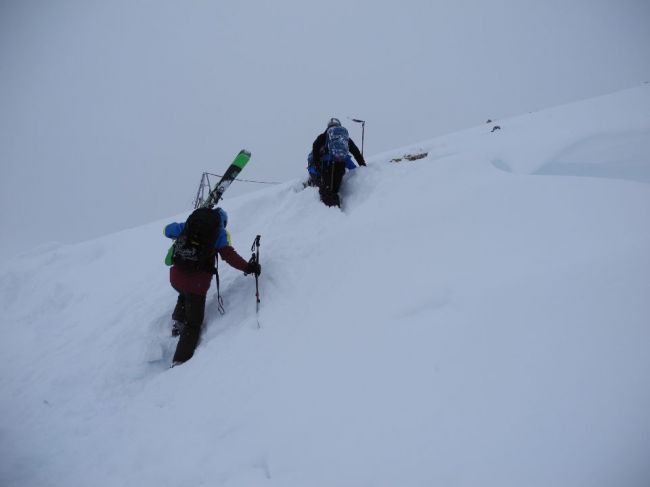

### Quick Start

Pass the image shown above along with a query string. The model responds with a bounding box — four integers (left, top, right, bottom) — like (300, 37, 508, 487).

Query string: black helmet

(327, 117, 341, 128)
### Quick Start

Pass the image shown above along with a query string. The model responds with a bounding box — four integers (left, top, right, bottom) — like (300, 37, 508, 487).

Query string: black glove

(245, 261, 261, 276)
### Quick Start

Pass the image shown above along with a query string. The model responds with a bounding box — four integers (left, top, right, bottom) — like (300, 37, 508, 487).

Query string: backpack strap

(213, 259, 225, 315)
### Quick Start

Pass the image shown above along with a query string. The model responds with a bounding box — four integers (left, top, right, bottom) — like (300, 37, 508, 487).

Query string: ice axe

(349, 118, 366, 157)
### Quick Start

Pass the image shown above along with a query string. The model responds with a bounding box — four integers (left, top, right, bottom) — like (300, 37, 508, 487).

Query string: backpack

(171, 208, 221, 272)
(326, 126, 350, 161)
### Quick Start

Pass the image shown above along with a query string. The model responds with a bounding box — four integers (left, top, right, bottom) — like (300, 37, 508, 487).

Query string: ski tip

(240, 149, 251, 157)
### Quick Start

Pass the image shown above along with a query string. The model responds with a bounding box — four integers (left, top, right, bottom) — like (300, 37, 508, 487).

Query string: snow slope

(1, 86, 649, 487)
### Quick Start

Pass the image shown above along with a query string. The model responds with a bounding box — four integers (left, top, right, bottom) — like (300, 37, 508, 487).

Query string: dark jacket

(312, 131, 366, 167)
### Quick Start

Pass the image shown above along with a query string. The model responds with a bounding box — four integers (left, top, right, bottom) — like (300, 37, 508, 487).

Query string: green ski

(165, 149, 252, 266)
(202, 149, 252, 208)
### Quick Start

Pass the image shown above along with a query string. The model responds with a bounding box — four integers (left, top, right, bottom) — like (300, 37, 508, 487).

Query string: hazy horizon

(1, 0, 649, 259)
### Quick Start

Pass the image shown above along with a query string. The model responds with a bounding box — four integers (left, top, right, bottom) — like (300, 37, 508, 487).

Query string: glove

(245, 260, 261, 276)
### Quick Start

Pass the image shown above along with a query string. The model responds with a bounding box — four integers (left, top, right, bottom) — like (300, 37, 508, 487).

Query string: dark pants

(171, 292, 206, 364)
(319, 160, 346, 207)
(306, 173, 320, 188)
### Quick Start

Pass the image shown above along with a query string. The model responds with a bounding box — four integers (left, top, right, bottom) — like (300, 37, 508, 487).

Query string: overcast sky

(1, 0, 649, 259)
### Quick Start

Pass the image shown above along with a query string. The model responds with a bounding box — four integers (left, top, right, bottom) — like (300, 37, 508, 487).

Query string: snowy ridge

(1, 86, 649, 486)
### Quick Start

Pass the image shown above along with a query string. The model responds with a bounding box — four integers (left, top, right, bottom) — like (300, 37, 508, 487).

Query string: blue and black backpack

(326, 125, 350, 162)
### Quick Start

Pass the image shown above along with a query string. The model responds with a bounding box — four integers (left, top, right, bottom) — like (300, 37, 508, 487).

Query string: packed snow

(1, 86, 649, 486)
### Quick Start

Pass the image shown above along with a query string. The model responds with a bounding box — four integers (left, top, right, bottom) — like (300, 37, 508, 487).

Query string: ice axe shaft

(350, 118, 366, 156)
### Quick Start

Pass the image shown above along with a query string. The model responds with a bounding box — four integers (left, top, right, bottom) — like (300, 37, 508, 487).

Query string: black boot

(171, 293, 205, 365)
(172, 324, 200, 365)
(320, 190, 340, 207)
(172, 295, 186, 321)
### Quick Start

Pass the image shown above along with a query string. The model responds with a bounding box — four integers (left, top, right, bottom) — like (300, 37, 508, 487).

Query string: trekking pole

(351, 118, 366, 157)
(250, 235, 261, 327)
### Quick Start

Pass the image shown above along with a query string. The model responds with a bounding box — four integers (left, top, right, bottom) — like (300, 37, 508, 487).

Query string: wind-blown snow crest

(1, 86, 649, 487)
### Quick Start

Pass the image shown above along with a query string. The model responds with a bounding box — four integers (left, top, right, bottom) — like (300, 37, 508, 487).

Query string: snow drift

(1, 86, 649, 487)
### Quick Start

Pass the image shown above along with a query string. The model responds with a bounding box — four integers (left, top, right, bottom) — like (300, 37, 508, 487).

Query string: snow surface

(1, 86, 649, 486)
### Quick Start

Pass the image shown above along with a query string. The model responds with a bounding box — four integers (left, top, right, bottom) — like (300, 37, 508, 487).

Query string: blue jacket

(307, 151, 357, 175)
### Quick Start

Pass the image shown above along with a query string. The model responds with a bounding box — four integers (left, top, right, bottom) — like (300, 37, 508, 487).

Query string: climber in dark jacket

(309, 117, 366, 206)
(164, 207, 260, 365)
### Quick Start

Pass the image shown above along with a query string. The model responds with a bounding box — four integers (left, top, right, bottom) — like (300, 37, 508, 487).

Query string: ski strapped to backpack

(164, 149, 251, 267)
(201, 149, 251, 208)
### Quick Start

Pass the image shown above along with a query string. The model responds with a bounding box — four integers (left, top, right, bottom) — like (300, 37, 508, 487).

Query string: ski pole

(250, 235, 261, 326)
